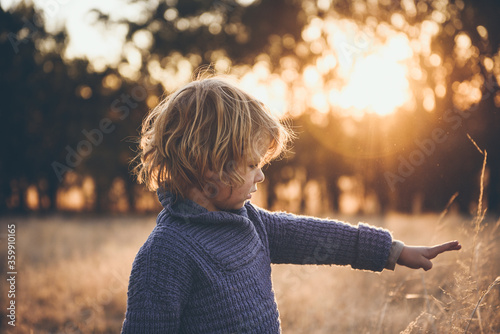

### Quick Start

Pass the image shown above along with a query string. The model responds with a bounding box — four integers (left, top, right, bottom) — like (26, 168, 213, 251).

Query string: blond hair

(133, 77, 292, 198)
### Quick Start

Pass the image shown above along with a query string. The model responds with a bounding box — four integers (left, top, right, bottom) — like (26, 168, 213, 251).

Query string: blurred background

(1, 1, 500, 333)
(1, 0, 500, 216)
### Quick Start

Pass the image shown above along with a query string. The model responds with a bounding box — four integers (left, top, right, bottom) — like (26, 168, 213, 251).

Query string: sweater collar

(157, 188, 250, 225)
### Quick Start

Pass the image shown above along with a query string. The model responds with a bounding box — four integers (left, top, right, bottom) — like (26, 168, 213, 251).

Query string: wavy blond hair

(133, 76, 292, 198)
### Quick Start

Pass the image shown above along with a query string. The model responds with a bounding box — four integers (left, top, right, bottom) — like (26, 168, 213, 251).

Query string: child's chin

(222, 202, 245, 211)
(233, 201, 247, 209)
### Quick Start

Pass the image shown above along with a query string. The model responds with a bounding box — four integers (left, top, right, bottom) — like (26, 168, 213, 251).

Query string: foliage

(1, 0, 500, 213)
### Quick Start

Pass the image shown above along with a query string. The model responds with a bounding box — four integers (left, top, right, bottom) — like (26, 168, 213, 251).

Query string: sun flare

(337, 53, 410, 117)
(249, 18, 417, 119)
(328, 28, 413, 118)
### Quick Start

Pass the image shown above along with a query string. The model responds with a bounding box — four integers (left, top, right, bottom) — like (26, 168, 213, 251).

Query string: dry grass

(274, 212, 500, 333)
(0, 214, 156, 334)
(0, 210, 499, 333)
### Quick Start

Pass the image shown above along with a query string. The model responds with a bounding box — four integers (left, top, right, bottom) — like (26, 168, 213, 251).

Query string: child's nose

(255, 168, 265, 183)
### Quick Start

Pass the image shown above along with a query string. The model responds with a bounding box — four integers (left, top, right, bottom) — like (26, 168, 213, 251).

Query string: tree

(2, 0, 499, 214)
(1, 4, 151, 212)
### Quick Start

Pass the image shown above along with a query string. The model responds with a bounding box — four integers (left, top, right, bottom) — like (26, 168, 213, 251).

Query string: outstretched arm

(397, 240, 462, 271)
(252, 205, 393, 271)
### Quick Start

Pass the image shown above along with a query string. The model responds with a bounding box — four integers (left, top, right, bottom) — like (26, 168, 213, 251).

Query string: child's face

(204, 159, 265, 211)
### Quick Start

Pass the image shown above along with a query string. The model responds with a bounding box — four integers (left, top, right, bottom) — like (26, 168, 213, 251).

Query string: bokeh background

(1, 0, 500, 215)
(1, 0, 500, 333)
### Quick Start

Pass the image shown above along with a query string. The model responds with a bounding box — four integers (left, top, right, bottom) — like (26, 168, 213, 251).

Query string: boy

(121, 77, 461, 333)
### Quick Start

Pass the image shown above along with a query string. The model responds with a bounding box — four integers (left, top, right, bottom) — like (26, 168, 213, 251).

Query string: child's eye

(249, 162, 262, 169)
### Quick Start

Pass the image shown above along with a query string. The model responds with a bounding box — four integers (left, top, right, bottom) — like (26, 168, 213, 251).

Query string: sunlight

(303, 65, 322, 88)
(17, 0, 150, 71)
(298, 17, 416, 118)
(235, 0, 258, 6)
(337, 53, 410, 116)
(329, 32, 412, 117)
(240, 61, 288, 117)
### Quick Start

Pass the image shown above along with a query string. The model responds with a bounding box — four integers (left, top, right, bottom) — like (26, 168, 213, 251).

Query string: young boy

(121, 77, 461, 333)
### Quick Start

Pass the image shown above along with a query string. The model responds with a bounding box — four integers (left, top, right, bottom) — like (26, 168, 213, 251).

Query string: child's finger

(444, 240, 461, 251)
(428, 241, 461, 259)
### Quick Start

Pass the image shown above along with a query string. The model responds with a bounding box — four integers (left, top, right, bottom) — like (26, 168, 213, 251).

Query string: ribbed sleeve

(253, 206, 393, 272)
(352, 223, 393, 271)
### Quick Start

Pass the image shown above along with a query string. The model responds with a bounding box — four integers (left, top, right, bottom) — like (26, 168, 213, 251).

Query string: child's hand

(397, 241, 461, 271)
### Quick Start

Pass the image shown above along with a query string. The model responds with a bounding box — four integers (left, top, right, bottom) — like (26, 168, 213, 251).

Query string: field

(1, 210, 499, 333)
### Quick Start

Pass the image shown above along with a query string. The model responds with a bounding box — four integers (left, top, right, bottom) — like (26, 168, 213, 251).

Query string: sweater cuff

(385, 240, 405, 271)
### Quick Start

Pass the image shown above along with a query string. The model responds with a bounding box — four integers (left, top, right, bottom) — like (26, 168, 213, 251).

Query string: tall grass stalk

(436, 192, 459, 226)
(464, 276, 500, 334)
(460, 134, 491, 333)
(467, 134, 487, 275)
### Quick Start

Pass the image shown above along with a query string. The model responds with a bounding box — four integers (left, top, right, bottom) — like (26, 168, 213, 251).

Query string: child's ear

(205, 169, 215, 179)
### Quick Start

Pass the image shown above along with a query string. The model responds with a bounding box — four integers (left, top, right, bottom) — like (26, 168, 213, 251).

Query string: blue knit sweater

(121, 190, 393, 333)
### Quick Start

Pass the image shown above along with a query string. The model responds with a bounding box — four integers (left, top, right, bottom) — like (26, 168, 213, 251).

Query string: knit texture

(121, 191, 393, 333)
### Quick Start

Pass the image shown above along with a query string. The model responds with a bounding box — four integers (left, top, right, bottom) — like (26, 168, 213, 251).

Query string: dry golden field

(1, 210, 499, 333)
